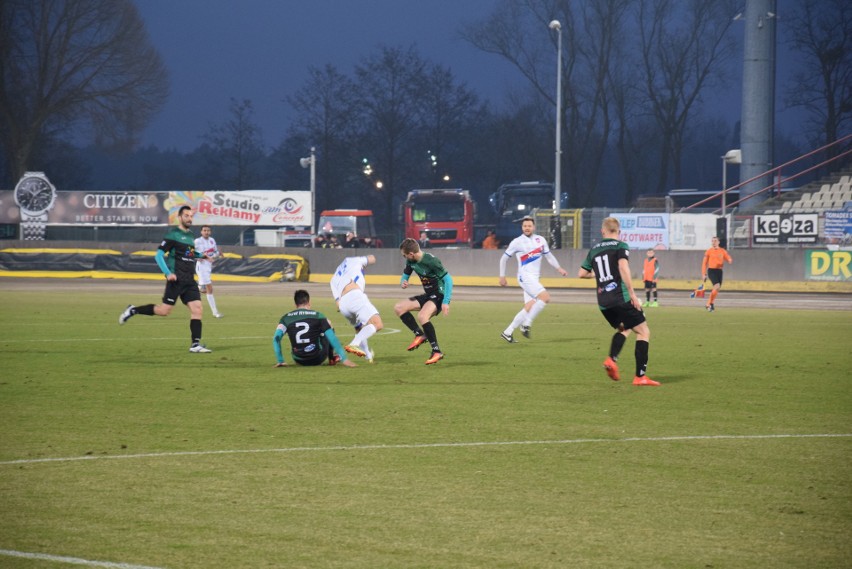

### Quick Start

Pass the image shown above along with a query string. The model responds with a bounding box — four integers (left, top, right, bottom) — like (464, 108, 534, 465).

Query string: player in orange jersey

(642, 250, 659, 307)
(701, 236, 733, 312)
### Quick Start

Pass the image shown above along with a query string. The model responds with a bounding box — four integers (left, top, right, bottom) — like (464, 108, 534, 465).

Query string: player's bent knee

(155, 304, 173, 316)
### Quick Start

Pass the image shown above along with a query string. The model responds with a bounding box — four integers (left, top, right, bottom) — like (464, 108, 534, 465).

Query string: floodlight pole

(721, 155, 727, 216)
(300, 147, 317, 247)
(309, 147, 316, 242)
(550, 19, 563, 249)
(721, 149, 742, 216)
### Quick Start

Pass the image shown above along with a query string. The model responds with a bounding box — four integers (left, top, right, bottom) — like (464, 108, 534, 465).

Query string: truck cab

(401, 189, 476, 247)
(317, 209, 381, 247)
(489, 181, 568, 246)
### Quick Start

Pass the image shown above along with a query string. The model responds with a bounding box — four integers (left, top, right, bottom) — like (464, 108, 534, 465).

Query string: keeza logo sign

(753, 214, 818, 244)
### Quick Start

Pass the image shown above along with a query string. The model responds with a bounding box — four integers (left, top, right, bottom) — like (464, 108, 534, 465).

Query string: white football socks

(206, 294, 219, 315)
(504, 309, 527, 336)
(524, 299, 547, 326)
(352, 323, 376, 346)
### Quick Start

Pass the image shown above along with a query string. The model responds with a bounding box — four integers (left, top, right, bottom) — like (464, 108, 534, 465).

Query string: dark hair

(178, 205, 192, 216)
(200, 225, 211, 230)
(294, 289, 310, 306)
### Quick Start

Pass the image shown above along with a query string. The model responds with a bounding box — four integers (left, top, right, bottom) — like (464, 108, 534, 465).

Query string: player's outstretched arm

(273, 327, 286, 367)
(325, 329, 356, 368)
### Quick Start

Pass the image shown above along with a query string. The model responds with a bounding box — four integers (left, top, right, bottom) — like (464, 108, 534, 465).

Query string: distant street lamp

(549, 19, 563, 249)
(721, 148, 742, 215)
(299, 147, 316, 245)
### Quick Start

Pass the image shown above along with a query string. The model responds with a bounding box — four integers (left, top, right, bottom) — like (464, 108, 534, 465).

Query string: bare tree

(637, 0, 738, 193)
(785, 0, 852, 151)
(352, 46, 427, 223)
(416, 63, 489, 187)
(286, 65, 359, 211)
(461, 0, 567, 196)
(610, 38, 658, 206)
(567, 0, 631, 206)
(202, 98, 265, 190)
(462, 0, 630, 206)
(0, 0, 168, 184)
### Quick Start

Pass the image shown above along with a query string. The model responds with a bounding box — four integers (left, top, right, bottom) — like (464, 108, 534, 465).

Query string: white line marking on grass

(0, 328, 402, 344)
(0, 549, 166, 568)
(2, 433, 849, 466)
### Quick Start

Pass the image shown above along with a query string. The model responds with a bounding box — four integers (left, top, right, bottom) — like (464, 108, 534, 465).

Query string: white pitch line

(0, 549, 165, 568)
(0, 328, 402, 344)
(2, 433, 849, 466)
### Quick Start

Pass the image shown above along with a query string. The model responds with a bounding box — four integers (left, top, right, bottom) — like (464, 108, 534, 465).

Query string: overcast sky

(134, 0, 807, 153)
(134, 0, 524, 152)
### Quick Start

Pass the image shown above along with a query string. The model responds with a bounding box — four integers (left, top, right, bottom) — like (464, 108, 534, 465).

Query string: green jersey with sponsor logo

(158, 226, 199, 282)
(403, 253, 452, 301)
(278, 308, 331, 361)
(581, 239, 632, 309)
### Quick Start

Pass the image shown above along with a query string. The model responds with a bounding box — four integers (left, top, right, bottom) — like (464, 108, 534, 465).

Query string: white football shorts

(196, 261, 213, 286)
(338, 288, 379, 328)
(518, 274, 546, 303)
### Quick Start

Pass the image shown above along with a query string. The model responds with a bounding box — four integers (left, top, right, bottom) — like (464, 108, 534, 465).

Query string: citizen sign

(83, 194, 156, 208)
(753, 214, 818, 244)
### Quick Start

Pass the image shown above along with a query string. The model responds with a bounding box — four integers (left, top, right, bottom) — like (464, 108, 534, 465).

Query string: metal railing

(681, 134, 852, 214)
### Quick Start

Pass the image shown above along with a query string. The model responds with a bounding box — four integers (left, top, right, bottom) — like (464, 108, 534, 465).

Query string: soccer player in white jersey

(498, 216, 568, 342)
(194, 225, 222, 318)
(329, 254, 383, 362)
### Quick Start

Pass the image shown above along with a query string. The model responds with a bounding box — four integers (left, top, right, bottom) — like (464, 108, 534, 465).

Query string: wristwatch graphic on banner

(14, 172, 56, 240)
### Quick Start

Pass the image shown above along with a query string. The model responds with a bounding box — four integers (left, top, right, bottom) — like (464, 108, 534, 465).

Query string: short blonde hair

(602, 217, 620, 233)
(399, 237, 420, 254)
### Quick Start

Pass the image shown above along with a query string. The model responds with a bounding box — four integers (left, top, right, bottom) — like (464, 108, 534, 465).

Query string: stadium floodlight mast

(299, 147, 316, 246)
(721, 149, 742, 216)
(549, 19, 563, 249)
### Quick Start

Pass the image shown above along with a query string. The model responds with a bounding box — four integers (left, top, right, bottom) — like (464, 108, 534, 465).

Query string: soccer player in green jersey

(394, 237, 453, 365)
(119, 205, 214, 353)
(272, 289, 356, 367)
(579, 217, 659, 386)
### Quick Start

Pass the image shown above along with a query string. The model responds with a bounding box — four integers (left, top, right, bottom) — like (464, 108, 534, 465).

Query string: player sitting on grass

(273, 289, 356, 368)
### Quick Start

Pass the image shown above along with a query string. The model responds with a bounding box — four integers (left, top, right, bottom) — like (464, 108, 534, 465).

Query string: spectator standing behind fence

(701, 236, 733, 313)
(482, 230, 499, 249)
(344, 232, 360, 248)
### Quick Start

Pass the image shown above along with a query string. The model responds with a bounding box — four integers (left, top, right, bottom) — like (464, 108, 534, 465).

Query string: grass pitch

(0, 284, 850, 568)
